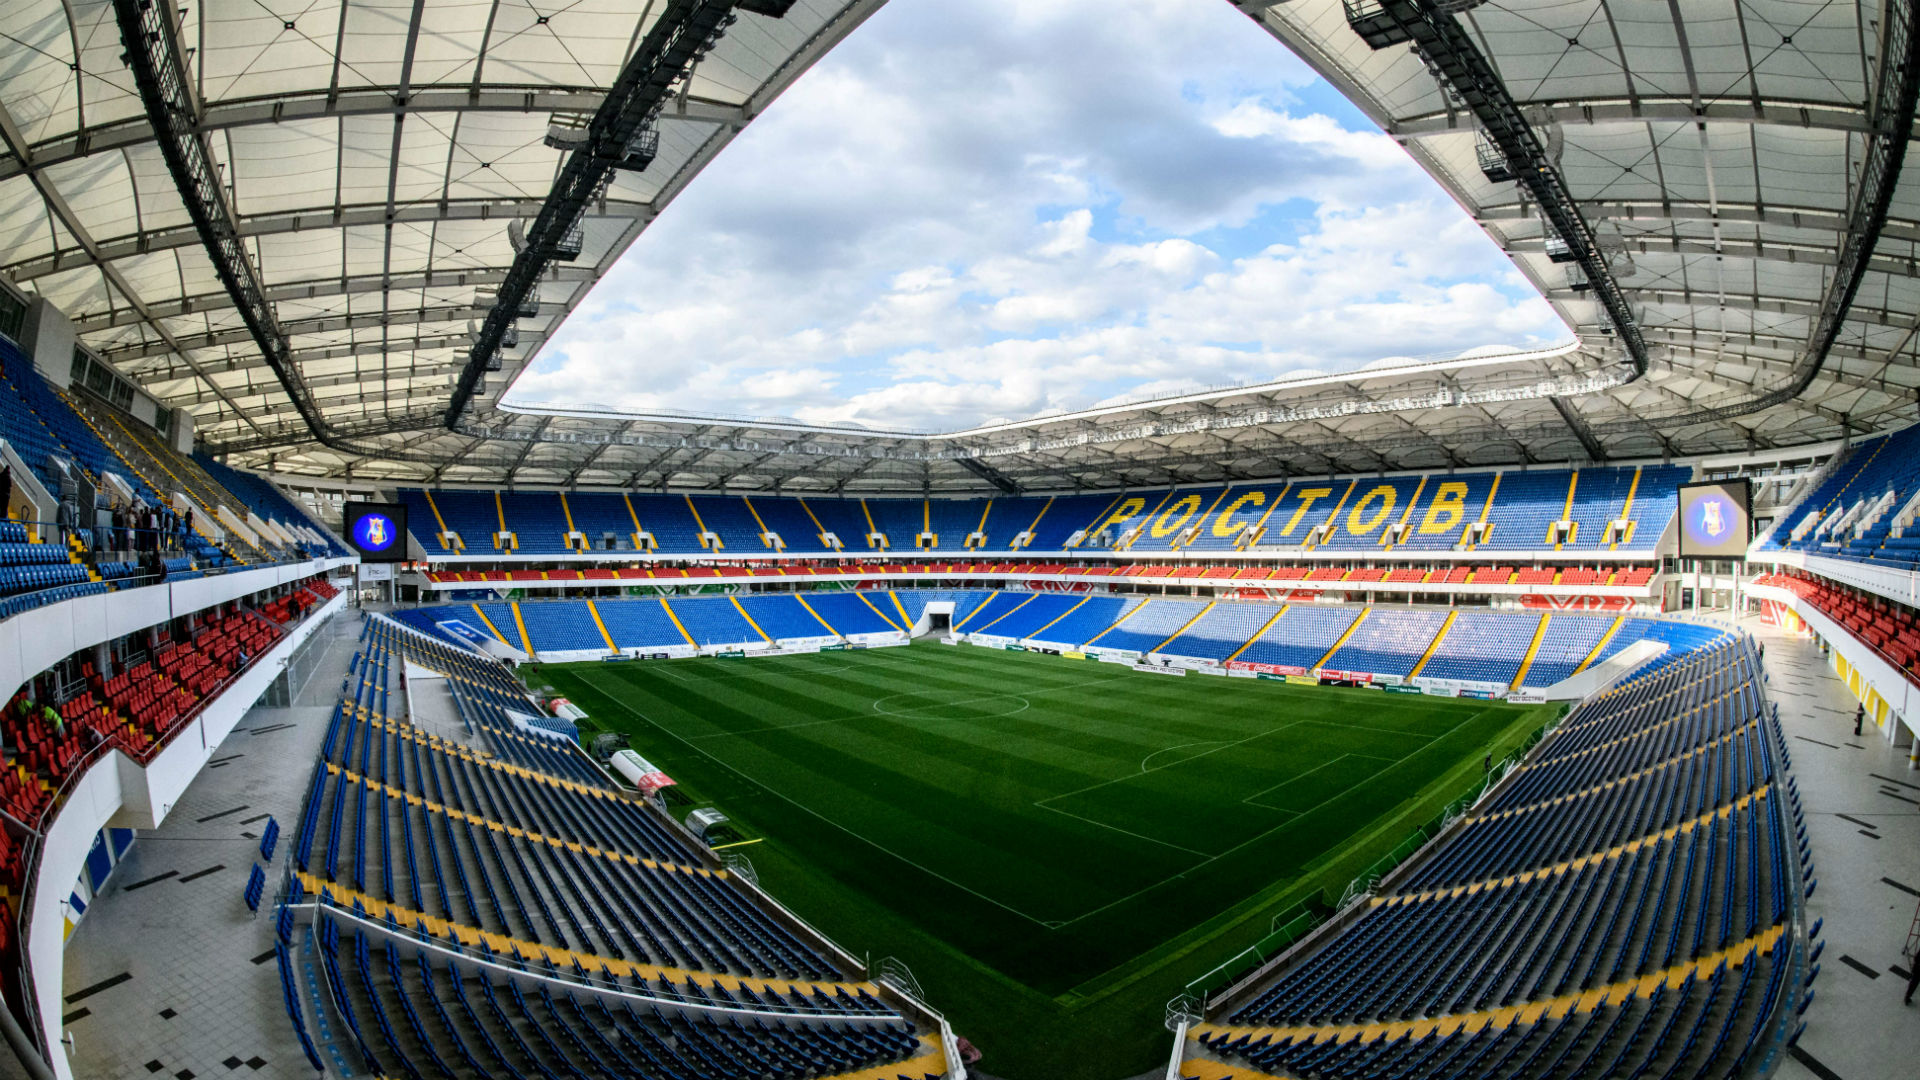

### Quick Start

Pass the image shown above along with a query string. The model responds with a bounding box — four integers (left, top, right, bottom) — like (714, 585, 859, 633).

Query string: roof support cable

(111, 0, 333, 443)
(445, 0, 799, 427)
(1549, 395, 1607, 462)
(1342, 0, 1649, 382)
(956, 457, 1022, 495)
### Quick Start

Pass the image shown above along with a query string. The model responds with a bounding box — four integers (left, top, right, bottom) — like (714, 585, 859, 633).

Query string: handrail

(5, 580, 340, 1057)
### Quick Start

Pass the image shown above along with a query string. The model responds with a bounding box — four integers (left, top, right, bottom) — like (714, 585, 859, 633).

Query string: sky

(506, 0, 1569, 433)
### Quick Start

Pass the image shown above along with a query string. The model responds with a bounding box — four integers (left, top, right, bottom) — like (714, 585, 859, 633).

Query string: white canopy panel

(0, 0, 1913, 493)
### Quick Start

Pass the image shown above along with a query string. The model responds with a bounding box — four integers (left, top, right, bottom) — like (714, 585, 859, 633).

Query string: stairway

(60, 390, 274, 563)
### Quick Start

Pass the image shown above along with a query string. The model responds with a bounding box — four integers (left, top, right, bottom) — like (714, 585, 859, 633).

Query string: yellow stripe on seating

(587, 600, 618, 653)
(1187, 923, 1785, 1055)
(795, 594, 838, 635)
(1312, 609, 1368, 670)
(1224, 604, 1288, 663)
(1476, 734, 1756, 823)
(362, 715, 630, 803)
(854, 590, 901, 631)
(1509, 613, 1550, 690)
(623, 493, 646, 549)
(422, 490, 451, 548)
(1471, 473, 1502, 548)
(1555, 471, 1579, 549)
(1385, 475, 1426, 549)
(1384, 787, 1770, 905)
(1407, 610, 1457, 679)
(327, 764, 699, 872)
(659, 598, 696, 647)
(684, 495, 720, 550)
(509, 602, 535, 656)
(1611, 467, 1642, 551)
(729, 595, 771, 641)
(1029, 594, 1090, 639)
(952, 590, 1001, 631)
(1150, 600, 1215, 653)
(974, 592, 1037, 633)
(1067, 493, 1127, 549)
(1083, 598, 1150, 648)
(888, 590, 913, 628)
(819, 1046, 950, 1080)
(797, 498, 833, 549)
(1573, 615, 1626, 674)
(741, 496, 777, 548)
(297, 870, 876, 999)
(470, 604, 508, 643)
(1019, 495, 1054, 549)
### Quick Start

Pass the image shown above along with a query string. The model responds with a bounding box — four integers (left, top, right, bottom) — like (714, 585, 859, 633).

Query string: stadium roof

(1, 0, 1914, 493)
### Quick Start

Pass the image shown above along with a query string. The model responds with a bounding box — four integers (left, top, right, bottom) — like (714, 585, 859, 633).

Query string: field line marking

(1138, 741, 1230, 773)
(1035, 720, 1310, 807)
(1049, 702, 1499, 929)
(679, 671, 1131, 741)
(589, 693, 1063, 927)
(1240, 753, 1366, 810)
(1032, 803, 1219, 859)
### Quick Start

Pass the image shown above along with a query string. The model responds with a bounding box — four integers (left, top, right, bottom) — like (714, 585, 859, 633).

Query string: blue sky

(509, 0, 1568, 431)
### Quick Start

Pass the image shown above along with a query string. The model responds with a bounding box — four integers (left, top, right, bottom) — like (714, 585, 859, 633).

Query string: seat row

(1185, 635, 1805, 1080)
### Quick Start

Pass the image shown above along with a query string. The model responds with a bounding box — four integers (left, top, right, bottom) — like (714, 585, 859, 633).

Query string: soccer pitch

(531, 640, 1553, 1079)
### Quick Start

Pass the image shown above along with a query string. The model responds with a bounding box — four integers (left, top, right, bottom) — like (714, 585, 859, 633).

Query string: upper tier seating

(0, 336, 276, 599)
(1761, 420, 1920, 567)
(191, 456, 345, 557)
(1186, 636, 1800, 1080)
(396, 463, 1686, 560)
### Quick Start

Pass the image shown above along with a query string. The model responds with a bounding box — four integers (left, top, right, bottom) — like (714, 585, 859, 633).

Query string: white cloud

(508, 0, 1568, 432)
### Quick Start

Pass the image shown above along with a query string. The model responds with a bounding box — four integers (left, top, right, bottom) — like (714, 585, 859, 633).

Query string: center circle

(871, 689, 1031, 721)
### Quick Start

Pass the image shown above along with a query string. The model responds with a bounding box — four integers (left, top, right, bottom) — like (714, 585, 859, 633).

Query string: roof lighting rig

(445, 0, 805, 428)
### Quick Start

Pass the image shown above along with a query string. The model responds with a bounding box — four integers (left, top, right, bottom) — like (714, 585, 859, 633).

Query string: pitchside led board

(343, 501, 409, 563)
(1676, 480, 1753, 560)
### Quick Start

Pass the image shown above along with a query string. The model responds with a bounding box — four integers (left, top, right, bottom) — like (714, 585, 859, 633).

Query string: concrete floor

(1758, 623, 1920, 1080)
(57, 608, 362, 1080)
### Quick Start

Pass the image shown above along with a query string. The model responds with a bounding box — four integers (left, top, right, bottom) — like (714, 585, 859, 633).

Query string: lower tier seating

(1183, 636, 1806, 1080)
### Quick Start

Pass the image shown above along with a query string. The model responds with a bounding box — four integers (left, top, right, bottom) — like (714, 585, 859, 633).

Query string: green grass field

(531, 641, 1552, 1080)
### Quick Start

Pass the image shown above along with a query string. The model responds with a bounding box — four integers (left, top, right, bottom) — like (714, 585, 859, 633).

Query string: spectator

(40, 701, 61, 737)
(1856, 703, 1866, 737)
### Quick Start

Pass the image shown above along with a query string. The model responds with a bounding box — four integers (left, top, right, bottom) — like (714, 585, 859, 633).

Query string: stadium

(0, 0, 1911, 1079)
